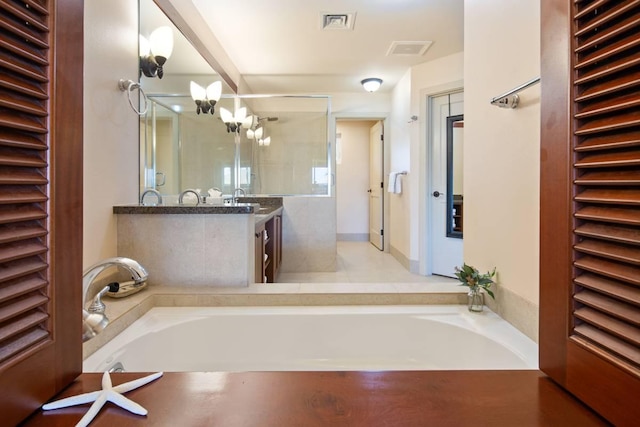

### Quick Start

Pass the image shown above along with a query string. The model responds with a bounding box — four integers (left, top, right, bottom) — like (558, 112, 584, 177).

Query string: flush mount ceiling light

(361, 78, 382, 92)
(139, 26, 174, 79)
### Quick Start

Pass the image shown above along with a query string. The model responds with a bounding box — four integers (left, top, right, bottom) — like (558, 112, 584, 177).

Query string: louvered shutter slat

(0, 328, 48, 364)
(0, 1, 48, 32)
(575, 290, 640, 326)
(575, 71, 640, 103)
(575, 307, 640, 346)
(0, 170, 48, 185)
(0, 129, 47, 150)
(0, 311, 48, 343)
(0, 276, 49, 303)
(574, 240, 640, 265)
(575, 131, 640, 151)
(575, 150, 640, 167)
(575, 223, 640, 245)
(576, 273, 640, 306)
(574, 206, 640, 226)
(575, 256, 640, 286)
(574, 170, 640, 185)
(574, 188, 640, 204)
(0, 224, 47, 244)
(574, 325, 640, 366)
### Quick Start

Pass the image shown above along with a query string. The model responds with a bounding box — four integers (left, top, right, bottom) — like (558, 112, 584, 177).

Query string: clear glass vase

(467, 288, 484, 312)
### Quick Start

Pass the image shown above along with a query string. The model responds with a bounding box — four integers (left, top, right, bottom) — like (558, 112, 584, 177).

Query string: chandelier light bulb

(205, 81, 222, 102)
(149, 26, 173, 60)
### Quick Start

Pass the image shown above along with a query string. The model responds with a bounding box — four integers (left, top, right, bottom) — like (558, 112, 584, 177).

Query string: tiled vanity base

(116, 213, 254, 287)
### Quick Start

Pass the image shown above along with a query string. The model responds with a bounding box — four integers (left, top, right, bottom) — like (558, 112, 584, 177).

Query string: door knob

(432, 191, 441, 197)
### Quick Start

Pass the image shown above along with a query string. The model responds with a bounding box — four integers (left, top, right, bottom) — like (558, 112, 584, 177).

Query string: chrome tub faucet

(82, 257, 148, 342)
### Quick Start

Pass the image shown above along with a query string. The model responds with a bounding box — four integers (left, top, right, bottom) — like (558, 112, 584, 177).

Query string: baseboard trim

(389, 244, 409, 269)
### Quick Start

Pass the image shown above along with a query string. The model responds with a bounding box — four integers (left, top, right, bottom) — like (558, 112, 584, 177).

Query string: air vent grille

(387, 41, 433, 56)
(320, 13, 356, 30)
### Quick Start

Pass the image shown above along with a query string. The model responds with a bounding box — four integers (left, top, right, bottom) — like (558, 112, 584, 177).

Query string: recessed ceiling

(184, 0, 464, 93)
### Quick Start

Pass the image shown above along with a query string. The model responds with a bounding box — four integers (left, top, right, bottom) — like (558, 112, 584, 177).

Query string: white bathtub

(83, 305, 538, 372)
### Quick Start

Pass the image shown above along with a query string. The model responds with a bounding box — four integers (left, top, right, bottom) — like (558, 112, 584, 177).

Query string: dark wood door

(0, 0, 84, 424)
(540, 1, 640, 425)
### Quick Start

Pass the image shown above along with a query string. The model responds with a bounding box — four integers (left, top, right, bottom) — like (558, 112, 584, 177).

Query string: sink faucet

(140, 188, 163, 205)
(82, 257, 148, 342)
(233, 187, 245, 203)
(178, 188, 201, 205)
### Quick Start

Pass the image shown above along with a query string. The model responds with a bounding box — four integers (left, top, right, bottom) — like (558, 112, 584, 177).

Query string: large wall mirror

(138, 0, 330, 198)
(446, 114, 464, 238)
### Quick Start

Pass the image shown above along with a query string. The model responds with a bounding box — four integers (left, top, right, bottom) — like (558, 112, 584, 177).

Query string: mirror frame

(446, 114, 464, 239)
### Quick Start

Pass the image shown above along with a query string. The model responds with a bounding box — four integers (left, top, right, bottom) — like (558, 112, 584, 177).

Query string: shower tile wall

(250, 111, 328, 195)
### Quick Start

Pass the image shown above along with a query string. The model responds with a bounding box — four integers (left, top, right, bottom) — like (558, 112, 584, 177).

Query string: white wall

(464, 0, 540, 339)
(388, 52, 464, 271)
(388, 70, 413, 267)
(83, 0, 139, 269)
(336, 121, 374, 239)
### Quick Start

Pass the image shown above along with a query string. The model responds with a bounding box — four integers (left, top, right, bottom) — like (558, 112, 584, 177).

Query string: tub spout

(82, 257, 148, 342)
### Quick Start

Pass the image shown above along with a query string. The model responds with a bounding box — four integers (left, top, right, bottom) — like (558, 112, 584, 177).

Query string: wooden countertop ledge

(23, 370, 608, 426)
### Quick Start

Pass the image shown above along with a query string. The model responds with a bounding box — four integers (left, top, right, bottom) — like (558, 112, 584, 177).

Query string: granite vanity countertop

(113, 203, 257, 214)
(114, 196, 285, 215)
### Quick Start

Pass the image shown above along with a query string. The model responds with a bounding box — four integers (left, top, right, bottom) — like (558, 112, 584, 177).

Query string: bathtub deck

(24, 370, 608, 426)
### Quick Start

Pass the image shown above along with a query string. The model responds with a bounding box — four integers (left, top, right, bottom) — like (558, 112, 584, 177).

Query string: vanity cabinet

(256, 214, 282, 283)
(255, 222, 266, 283)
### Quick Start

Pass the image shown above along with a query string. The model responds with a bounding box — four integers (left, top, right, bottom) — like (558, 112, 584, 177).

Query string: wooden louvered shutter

(540, 0, 640, 425)
(0, 0, 83, 424)
(572, 0, 640, 373)
(0, 0, 51, 364)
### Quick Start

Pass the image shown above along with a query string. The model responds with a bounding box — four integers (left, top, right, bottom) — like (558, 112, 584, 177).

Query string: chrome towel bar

(490, 77, 540, 109)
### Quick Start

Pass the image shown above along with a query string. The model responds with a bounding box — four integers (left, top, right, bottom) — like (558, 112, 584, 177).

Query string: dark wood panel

(0, 0, 84, 425)
(539, 0, 573, 384)
(22, 371, 608, 427)
(566, 342, 640, 426)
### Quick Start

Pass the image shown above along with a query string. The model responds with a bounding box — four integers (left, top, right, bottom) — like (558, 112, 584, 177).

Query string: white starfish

(42, 371, 163, 427)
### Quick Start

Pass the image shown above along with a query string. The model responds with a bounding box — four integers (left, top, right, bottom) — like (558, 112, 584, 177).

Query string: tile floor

(279, 241, 458, 286)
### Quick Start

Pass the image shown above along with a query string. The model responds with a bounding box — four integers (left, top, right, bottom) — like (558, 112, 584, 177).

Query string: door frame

(418, 81, 464, 275)
(332, 113, 390, 252)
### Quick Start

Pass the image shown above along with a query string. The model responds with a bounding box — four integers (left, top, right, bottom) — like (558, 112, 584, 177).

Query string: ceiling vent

(320, 12, 356, 30)
(386, 41, 433, 56)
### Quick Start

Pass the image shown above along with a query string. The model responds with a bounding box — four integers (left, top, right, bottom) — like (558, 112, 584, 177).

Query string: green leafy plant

(454, 263, 496, 299)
